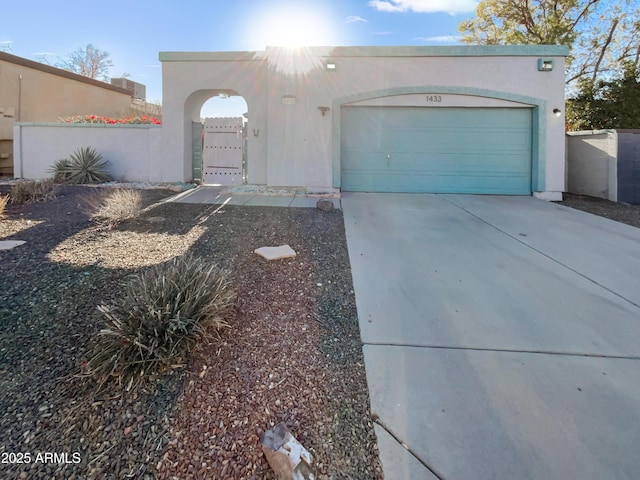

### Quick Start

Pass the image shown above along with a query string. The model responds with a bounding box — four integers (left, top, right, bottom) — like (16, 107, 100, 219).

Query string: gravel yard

(2, 184, 637, 480)
(0, 185, 382, 479)
(558, 192, 640, 228)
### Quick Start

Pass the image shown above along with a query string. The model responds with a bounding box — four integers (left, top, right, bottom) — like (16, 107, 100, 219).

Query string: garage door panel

(344, 128, 531, 152)
(341, 106, 532, 194)
(343, 153, 530, 174)
(343, 107, 527, 130)
(343, 129, 531, 155)
(344, 134, 530, 156)
(342, 170, 531, 194)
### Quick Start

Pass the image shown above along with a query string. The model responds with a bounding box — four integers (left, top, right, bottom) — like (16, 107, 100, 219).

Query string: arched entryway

(185, 89, 248, 184)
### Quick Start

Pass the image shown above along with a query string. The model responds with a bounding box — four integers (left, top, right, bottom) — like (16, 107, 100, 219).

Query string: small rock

(261, 422, 314, 480)
(316, 199, 334, 212)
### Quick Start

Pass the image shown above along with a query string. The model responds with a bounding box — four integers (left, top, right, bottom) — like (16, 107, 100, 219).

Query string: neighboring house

(0, 51, 133, 177)
(161, 45, 568, 199)
(111, 78, 146, 101)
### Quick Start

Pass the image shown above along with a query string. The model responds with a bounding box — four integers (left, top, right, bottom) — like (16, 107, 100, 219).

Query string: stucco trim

(159, 51, 265, 62)
(332, 86, 547, 193)
(325, 45, 569, 57)
(14, 122, 161, 129)
(160, 46, 569, 61)
(566, 129, 617, 136)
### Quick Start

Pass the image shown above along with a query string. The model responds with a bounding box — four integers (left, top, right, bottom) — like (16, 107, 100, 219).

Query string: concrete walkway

(342, 193, 640, 480)
(167, 185, 341, 209)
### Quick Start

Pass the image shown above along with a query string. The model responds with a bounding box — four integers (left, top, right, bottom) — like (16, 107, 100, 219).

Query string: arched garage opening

(332, 86, 547, 195)
(185, 89, 248, 184)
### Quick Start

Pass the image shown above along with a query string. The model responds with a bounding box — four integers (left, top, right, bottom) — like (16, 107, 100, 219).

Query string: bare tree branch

(591, 17, 619, 83)
(570, 0, 601, 30)
(57, 44, 113, 81)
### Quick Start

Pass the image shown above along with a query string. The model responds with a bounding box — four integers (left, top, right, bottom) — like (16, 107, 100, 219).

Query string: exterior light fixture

(553, 108, 561, 117)
(318, 106, 330, 116)
(538, 59, 554, 71)
(253, 129, 260, 137)
(326, 62, 336, 71)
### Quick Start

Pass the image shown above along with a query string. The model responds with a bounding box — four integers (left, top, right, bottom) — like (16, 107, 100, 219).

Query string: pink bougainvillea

(60, 115, 161, 125)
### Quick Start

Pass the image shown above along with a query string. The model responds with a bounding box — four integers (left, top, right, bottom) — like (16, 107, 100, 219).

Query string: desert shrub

(85, 254, 236, 391)
(50, 146, 112, 184)
(10, 179, 58, 203)
(50, 158, 72, 183)
(0, 194, 8, 218)
(86, 188, 143, 227)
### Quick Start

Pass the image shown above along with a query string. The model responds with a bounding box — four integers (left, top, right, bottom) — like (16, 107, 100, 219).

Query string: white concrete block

(0, 240, 26, 250)
(254, 245, 296, 260)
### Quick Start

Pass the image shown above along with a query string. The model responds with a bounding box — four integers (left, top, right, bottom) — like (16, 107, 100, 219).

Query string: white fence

(566, 130, 640, 204)
(13, 123, 173, 183)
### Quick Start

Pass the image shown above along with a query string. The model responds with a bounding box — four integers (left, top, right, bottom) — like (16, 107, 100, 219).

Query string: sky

(1, 0, 479, 118)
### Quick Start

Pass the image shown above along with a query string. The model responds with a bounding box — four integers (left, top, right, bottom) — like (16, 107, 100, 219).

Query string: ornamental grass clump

(85, 254, 236, 391)
(86, 188, 143, 228)
(0, 194, 8, 218)
(51, 146, 112, 184)
(10, 179, 58, 203)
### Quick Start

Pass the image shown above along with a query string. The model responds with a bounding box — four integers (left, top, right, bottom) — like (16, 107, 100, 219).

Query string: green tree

(567, 63, 640, 130)
(459, 0, 597, 46)
(459, 0, 640, 90)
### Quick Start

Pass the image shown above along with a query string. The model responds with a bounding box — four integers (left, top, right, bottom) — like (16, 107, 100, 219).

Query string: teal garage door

(341, 106, 532, 194)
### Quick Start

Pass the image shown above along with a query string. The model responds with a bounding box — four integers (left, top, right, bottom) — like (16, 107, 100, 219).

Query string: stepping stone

(0, 240, 26, 251)
(254, 245, 296, 261)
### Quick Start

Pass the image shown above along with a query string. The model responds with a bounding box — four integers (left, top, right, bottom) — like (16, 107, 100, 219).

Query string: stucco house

(0, 51, 133, 177)
(161, 45, 568, 200)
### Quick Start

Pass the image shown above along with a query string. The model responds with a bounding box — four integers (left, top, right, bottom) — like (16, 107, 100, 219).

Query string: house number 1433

(426, 95, 442, 103)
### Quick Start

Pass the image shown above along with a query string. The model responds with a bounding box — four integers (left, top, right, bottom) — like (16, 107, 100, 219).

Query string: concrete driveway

(342, 193, 640, 480)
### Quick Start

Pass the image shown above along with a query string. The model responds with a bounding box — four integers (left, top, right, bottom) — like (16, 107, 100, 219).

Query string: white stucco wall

(161, 45, 568, 197)
(13, 123, 163, 182)
(566, 131, 618, 201)
(161, 52, 268, 184)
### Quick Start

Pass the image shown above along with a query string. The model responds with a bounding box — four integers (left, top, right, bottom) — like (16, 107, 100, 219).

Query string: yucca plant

(0, 194, 8, 218)
(50, 158, 72, 183)
(10, 179, 58, 203)
(85, 188, 143, 228)
(50, 146, 112, 184)
(85, 254, 236, 391)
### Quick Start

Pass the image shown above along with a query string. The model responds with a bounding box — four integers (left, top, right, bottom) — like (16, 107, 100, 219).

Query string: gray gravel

(558, 193, 640, 228)
(0, 185, 382, 479)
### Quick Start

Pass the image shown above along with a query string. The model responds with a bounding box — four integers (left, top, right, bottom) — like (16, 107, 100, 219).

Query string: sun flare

(247, 5, 336, 48)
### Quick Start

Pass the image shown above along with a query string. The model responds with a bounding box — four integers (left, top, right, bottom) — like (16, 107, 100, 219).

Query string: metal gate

(202, 117, 243, 185)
